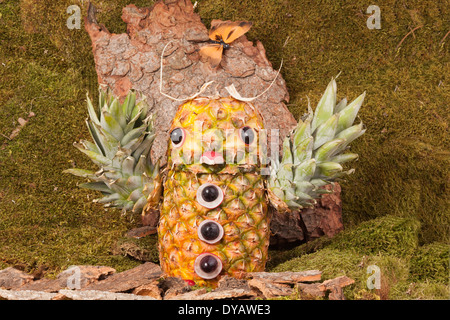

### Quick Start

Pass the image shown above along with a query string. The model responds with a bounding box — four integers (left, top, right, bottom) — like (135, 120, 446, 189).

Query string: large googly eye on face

(198, 220, 224, 244)
(196, 183, 224, 209)
(170, 128, 185, 147)
(194, 253, 222, 279)
(239, 126, 255, 145)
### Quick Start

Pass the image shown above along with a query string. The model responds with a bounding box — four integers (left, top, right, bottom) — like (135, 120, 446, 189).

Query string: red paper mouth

(200, 151, 224, 165)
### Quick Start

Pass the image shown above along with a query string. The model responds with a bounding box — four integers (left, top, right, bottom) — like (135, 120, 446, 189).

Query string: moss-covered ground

(0, 0, 448, 298)
(269, 215, 449, 299)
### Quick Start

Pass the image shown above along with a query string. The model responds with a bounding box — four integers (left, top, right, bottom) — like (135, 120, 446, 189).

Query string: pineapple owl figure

(158, 97, 270, 286)
(66, 46, 366, 287)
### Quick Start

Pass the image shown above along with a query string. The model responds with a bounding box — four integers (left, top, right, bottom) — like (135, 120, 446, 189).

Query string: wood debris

(248, 270, 322, 284)
(0, 263, 354, 300)
(1, 111, 35, 149)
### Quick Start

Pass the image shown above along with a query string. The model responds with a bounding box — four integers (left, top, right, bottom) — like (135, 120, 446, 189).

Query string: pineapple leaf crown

(64, 87, 160, 213)
(267, 77, 366, 211)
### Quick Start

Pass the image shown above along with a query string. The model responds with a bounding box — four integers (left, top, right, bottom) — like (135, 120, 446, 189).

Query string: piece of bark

(269, 208, 304, 246)
(58, 289, 157, 300)
(19, 265, 116, 292)
(52, 293, 73, 300)
(111, 238, 158, 262)
(196, 288, 257, 300)
(296, 283, 326, 298)
(300, 183, 343, 240)
(317, 276, 355, 300)
(271, 182, 343, 245)
(56, 265, 116, 289)
(132, 281, 163, 300)
(328, 287, 345, 300)
(17, 278, 64, 293)
(318, 275, 354, 291)
(0, 267, 34, 289)
(82, 262, 162, 292)
(0, 289, 58, 300)
(248, 270, 322, 284)
(168, 288, 256, 300)
(217, 275, 250, 291)
(248, 278, 293, 298)
(126, 226, 157, 238)
(158, 276, 192, 299)
(165, 288, 207, 300)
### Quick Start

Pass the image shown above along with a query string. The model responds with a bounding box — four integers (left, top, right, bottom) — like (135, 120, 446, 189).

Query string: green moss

(390, 280, 450, 300)
(267, 236, 333, 270)
(112, 235, 160, 264)
(272, 215, 419, 274)
(409, 242, 449, 284)
(328, 215, 421, 257)
(273, 248, 359, 278)
(269, 215, 420, 271)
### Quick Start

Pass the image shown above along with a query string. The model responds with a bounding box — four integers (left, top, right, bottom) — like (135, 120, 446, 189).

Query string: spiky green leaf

(101, 109, 125, 141)
(316, 161, 343, 178)
(330, 153, 359, 164)
(313, 113, 339, 150)
(79, 181, 112, 193)
(293, 136, 313, 164)
(63, 168, 96, 179)
(311, 78, 336, 132)
(337, 91, 365, 133)
(293, 158, 316, 182)
(315, 138, 346, 162)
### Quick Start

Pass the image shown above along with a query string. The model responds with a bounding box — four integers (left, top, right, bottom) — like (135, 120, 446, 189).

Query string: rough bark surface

(270, 183, 344, 245)
(300, 183, 344, 240)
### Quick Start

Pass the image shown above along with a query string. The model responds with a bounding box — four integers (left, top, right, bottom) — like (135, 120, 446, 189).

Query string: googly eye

(239, 126, 255, 145)
(194, 253, 222, 279)
(170, 128, 185, 147)
(198, 220, 224, 244)
(196, 183, 224, 209)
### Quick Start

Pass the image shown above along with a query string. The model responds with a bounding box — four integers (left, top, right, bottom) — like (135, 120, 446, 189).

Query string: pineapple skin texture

(158, 97, 270, 287)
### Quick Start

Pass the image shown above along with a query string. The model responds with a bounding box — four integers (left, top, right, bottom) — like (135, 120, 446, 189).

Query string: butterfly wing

(209, 21, 252, 44)
(199, 43, 224, 68)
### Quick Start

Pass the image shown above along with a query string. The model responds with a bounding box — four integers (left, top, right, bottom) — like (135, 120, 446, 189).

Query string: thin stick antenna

(225, 59, 283, 102)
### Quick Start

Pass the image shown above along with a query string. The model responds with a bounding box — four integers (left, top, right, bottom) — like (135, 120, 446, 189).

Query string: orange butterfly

(199, 20, 252, 69)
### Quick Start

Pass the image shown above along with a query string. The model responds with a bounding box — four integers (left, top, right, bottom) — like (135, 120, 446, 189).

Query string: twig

(0, 112, 36, 149)
(409, 25, 416, 39)
(396, 25, 423, 50)
(439, 30, 450, 46)
(0, 133, 11, 141)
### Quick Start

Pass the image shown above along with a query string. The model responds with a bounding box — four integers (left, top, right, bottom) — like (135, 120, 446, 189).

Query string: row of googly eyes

(194, 183, 225, 279)
(170, 126, 256, 147)
(195, 220, 224, 279)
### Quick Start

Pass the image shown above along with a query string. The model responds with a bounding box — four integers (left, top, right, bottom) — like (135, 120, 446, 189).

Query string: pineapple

(158, 97, 269, 286)
(68, 78, 366, 288)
